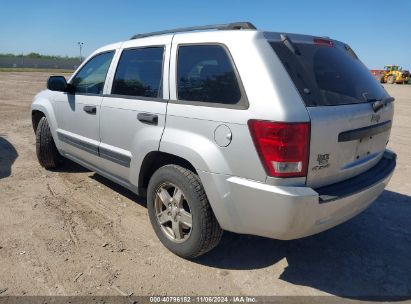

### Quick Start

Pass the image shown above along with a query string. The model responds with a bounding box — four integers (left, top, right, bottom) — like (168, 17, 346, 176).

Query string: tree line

(0, 53, 78, 60)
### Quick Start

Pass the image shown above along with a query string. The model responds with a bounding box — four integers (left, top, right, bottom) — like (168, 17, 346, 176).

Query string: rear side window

(71, 51, 114, 94)
(112, 47, 164, 98)
(270, 41, 388, 106)
(177, 45, 241, 105)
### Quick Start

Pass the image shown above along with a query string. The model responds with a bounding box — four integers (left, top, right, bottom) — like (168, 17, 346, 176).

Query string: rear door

(269, 36, 393, 188)
(99, 37, 170, 183)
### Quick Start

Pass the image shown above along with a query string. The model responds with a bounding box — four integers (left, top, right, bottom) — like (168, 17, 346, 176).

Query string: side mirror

(47, 76, 68, 92)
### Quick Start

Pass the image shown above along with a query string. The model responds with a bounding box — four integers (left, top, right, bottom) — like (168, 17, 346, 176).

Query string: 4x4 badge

(312, 153, 330, 171)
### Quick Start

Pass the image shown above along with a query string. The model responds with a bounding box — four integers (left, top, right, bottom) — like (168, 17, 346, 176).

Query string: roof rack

(130, 22, 257, 39)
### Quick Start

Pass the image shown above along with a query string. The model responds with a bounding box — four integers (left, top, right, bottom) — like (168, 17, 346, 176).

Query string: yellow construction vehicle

(377, 65, 410, 84)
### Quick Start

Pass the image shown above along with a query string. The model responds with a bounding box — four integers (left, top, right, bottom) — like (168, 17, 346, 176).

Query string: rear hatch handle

(338, 120, 392, 142)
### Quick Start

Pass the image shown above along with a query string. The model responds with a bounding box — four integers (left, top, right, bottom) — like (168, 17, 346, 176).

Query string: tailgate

(268, 34, 394, 188)
(306, 102, 393, 188)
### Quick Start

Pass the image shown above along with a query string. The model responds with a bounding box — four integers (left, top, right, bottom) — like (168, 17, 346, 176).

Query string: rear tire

(36, 116, 63, 169)
(147, 165, 223, 258)
(387, 75, 395, 84)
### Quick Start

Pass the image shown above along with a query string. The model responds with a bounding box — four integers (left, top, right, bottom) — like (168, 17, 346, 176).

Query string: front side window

(112, 47, 164, 98)
(177, 45, 241, 105)
(71, 51, 114, 94)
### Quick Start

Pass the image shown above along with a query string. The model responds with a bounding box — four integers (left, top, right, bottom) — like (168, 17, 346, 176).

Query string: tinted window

(71, 52, 114, 94)
(270, 42, 388, 106)
(177, 45, 241, 104)
(112, 47, 164, 98)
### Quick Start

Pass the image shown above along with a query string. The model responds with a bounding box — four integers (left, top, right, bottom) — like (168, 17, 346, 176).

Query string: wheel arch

(138, 151, 197, 194)
(31, 110, 45, 133)
(31, 102, 61, 150)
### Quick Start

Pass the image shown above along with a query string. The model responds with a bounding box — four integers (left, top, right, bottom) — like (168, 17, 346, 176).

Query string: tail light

(248, 120, 310, 178)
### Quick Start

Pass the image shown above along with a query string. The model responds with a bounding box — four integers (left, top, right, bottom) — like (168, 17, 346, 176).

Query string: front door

(55, 51, 115, 168)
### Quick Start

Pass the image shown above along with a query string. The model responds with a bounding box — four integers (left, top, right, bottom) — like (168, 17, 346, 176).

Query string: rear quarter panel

(160, 31, 310, 182)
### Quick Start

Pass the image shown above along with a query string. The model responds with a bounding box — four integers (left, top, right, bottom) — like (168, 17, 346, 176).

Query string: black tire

(147, 165, 223, 258)
(35, 116, 63, 169)
(387, 75, 395, 84)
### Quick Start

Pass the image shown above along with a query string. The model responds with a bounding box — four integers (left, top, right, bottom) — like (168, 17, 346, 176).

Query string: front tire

(147, 165, 222, 258)
(36, 116, 63, 169)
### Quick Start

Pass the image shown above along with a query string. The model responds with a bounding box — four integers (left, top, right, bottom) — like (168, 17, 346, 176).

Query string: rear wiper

(280, 34, 301, 55)
(368, 96, 395, 113)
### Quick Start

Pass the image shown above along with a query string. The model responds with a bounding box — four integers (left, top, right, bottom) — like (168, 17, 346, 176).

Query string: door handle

(83, 105, 97, 115)
(137, 113, 158, 125)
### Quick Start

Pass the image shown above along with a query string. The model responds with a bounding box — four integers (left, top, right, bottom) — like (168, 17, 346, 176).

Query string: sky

(1, 0, 410, 69)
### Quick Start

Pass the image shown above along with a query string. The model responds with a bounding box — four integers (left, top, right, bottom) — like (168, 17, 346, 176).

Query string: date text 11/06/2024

(149, 296, 257, 303)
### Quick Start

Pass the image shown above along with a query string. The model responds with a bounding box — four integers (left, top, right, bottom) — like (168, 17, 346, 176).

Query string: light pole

(77, 42, 84, 62)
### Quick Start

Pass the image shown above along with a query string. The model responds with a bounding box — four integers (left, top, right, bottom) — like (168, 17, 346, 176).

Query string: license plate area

(355, 136, 374, 160)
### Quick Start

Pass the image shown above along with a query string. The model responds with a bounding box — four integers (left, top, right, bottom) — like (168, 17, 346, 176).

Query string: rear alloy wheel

(154, 182, 193, 242)
(147, 165, 223, 258)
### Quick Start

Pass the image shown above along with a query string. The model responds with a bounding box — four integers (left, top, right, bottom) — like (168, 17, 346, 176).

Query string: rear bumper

(199, 150, 396, 240)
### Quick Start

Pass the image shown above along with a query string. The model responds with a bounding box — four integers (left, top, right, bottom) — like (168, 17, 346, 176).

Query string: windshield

(270, 41, 388, 107)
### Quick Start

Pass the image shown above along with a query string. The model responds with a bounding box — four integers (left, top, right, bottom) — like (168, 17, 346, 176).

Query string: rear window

(177, 45, 241, 105)
(270, 41, 387, 107)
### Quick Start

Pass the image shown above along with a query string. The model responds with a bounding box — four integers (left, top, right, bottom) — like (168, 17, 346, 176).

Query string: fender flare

(31, 101, 61, 150)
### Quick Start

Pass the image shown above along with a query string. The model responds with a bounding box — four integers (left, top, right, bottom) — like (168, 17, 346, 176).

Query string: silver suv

(31, 22, 396, 258)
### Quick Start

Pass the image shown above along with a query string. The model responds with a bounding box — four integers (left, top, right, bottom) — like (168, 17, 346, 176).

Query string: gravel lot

(0, 72, 410, 299)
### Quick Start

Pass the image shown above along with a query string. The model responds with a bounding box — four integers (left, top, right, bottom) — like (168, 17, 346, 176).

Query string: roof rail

(130, 22, 257, 39)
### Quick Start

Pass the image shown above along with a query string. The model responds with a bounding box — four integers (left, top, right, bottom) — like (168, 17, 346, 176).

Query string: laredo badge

(312, 153, 330, 171)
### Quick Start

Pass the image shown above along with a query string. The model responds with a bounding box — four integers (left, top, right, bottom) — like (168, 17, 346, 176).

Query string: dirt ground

(0, 72, 410, 299)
